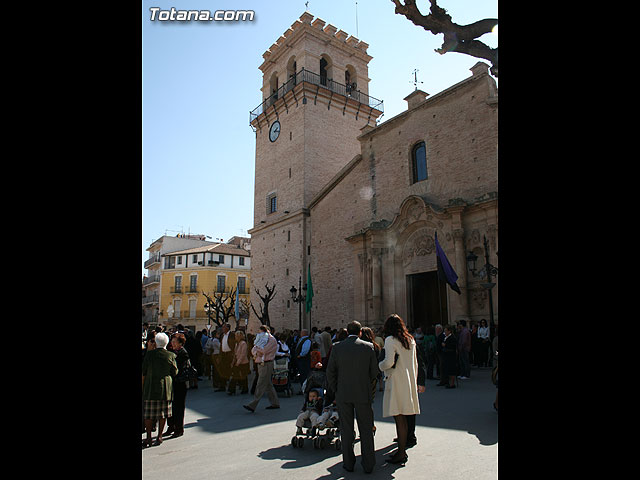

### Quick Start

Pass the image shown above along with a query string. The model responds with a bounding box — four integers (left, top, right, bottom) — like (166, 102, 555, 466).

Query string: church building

(248, 12, 498, 334)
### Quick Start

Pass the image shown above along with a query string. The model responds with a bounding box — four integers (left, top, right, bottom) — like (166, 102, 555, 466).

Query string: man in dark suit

(327, 321, 379, 474)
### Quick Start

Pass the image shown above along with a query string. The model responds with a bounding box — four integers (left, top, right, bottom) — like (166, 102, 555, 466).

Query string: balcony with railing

(143, 274, 160, 286)
(142, 294, 159, 305)
(144, 253, 161, 269)
(250, 68, 383, 130)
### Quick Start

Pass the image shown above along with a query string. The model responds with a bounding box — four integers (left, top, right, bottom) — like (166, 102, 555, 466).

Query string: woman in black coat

(164, 333, 190, 438)
(440, 325, 458, 389)
(184, 329, 202, 389)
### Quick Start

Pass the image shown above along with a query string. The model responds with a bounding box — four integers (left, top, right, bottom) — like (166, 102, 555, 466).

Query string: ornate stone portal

(347, 195, 496, 329)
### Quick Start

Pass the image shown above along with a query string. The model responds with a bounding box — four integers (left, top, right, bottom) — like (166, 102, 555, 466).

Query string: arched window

(320, 57, 328, 86)
(412, 142, 427, 183)
(269, 72, 279, 105)
(287, 56, 297, 86)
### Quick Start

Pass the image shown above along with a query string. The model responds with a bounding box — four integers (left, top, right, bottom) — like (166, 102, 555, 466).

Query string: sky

(142, 0, 498, 277)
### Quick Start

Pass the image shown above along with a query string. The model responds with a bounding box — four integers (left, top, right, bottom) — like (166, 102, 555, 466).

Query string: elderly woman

(228, 331, 250, 395)
(142, 332, 178, 448)
(378, 314, 420, 465)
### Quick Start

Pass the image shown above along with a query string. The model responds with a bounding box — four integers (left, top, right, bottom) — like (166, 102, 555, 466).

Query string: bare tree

(218, 286, 239, 327)
(202, 291, 223, 328)
(202, 287, 238, 328)
(250, 282, 277, 328)
(391, 0, 498, 76)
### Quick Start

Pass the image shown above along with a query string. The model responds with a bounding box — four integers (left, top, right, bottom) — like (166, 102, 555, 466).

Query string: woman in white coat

(378, 314, 420, 465)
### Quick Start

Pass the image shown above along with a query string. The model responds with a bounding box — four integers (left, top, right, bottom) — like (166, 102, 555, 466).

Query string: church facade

(248, 12, 498, 334)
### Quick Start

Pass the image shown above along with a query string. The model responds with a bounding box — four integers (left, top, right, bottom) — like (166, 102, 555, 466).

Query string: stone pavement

(142, 366, 497, 479)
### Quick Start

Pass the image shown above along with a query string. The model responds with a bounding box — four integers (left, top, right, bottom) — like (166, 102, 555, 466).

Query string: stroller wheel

(291, 436, 297, 448)
(319, 438, 326, 449)
(297, 437, 304, 448)
(335, 438, 341, 450)
(313, 437, 319, 449)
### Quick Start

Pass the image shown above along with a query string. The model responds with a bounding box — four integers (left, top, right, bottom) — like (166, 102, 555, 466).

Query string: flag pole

(437, 242, 444, 327)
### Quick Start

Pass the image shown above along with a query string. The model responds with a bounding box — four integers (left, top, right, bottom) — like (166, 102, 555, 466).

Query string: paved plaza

(142, 367, 498, 479)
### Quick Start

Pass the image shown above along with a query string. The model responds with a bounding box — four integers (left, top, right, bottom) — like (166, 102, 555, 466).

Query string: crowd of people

(141, 316, 498, 472)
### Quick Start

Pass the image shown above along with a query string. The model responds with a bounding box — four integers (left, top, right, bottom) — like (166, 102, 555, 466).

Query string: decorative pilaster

(452, 228, 470, 318)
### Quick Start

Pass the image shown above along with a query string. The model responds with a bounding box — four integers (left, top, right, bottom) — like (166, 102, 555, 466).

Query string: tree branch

(391, 0, 498, 76)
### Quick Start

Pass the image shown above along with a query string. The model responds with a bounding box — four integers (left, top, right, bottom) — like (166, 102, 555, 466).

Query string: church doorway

(406, 271, 448, 333)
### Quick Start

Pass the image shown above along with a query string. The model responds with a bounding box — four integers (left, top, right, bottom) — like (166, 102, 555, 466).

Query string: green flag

(305, 264, 314, 313)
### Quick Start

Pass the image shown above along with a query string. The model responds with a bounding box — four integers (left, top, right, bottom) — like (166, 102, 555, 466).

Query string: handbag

(176, 358, 198, 383)
(379, 348, 399, 368)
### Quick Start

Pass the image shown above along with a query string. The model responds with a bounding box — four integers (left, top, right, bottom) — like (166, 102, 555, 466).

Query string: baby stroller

(272, 356, 293, 397)
(290, 387, 342, 450)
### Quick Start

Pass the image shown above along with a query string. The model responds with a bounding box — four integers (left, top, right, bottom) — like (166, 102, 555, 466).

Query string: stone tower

(248, 12, 383, 333)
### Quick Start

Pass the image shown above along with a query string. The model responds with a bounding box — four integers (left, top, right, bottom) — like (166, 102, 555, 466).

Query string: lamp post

(466, 235, 499, 330)
(204, 302, 213, 333)
(290, 276, 307, 332)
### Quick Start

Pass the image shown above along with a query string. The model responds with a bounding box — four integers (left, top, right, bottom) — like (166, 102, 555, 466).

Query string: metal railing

(250, 68, 383, 125)
(144, 253, 161, 269)
(143, 275, 160, 286)
(142, 294, 159, 305)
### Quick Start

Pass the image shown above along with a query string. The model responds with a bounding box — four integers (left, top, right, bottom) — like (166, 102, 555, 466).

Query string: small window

(266, 192, 277, 214)
(238, 276, 246, 294)
(239, 256, 245, 266)
(218, 254, 224, 263)
(177, 256, 182, 265)
(192, 255, 198, 263)
(217, 275, 226, 293)
(412, 141, 427, 183)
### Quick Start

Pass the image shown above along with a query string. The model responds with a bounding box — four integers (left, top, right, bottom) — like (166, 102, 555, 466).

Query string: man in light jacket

(243, 327, 280, 412)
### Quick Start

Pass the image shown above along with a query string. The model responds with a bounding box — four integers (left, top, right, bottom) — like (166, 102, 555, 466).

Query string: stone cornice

(248, 208, 309, 235)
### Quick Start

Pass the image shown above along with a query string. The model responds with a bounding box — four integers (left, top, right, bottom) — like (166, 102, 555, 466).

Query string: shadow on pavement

(173, 367, 497, 447)
(258, 442, 341, 469)
(258, 440, 406, 479)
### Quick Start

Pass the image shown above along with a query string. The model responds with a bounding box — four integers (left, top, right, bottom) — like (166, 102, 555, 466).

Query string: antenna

(305, 1, 309, 11)
(412, 69, 424, 91)
(355, 1, 359, 38)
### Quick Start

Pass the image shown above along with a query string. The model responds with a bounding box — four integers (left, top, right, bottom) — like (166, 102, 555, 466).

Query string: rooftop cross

(412, 68, 424, 91)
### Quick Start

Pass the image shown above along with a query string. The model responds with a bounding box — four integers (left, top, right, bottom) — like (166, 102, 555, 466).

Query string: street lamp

(466, 235, 499, 332)
(290, 276, 307, 332)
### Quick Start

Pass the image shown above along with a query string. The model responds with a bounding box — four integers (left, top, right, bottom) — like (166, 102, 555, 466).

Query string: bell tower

(248, 11, 383, 333)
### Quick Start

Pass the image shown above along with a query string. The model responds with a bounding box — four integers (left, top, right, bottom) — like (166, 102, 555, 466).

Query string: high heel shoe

(387, 453, 408, 464)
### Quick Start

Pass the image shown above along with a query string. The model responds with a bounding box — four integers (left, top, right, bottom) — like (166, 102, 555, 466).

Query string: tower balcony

(249, 69, 383, 131)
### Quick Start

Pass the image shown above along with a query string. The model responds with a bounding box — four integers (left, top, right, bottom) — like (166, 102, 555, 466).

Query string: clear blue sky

(142, 0, 497, 276)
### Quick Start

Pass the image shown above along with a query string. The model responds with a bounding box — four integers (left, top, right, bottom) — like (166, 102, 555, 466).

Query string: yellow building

(158, 239, 251, 332)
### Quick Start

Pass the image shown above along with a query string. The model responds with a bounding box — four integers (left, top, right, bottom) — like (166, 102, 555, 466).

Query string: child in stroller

(295, 388, 324, 437)
(291, 365, 341, 450)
